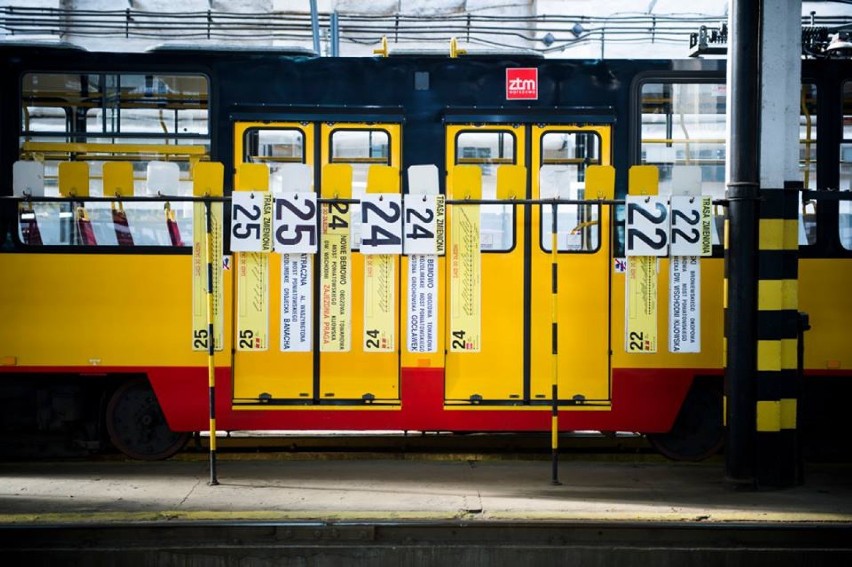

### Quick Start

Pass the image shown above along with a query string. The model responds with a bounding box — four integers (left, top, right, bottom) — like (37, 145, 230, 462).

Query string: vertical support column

(726, 0, 802, 489)
(755, 0, 803, 487)
(724, 0, 761, 488)
(755, 186, 801, 486)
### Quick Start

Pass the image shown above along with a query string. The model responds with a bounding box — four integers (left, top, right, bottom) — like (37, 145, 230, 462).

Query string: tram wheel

(647, 379, 724, 461)
(105, 378, 189, 460)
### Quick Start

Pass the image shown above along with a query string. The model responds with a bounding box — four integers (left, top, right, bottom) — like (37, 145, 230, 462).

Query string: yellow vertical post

(194, 162, 224, 486)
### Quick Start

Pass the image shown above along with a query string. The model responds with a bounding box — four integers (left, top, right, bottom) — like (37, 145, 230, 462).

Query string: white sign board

(274, 193, 318, 254)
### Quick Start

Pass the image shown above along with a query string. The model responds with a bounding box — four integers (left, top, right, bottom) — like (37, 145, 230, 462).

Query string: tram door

(231, 121, 402, 404)
(318, 123, 401, 402)
(444, 123, 612, 404)
(529, 125, 612, 403)
(445, 124, 528, 401)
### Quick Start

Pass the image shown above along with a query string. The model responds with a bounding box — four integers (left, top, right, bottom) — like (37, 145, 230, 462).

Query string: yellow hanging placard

(320, 164, 353, 352)
(625, 165, 659, 354)
(363, 165, 399, 353)
(236, 252, 269, 351)
(234, 164, 270, 351)
(192, 162, 224, 352)
(449, 165, 482, 352)
(626, 256, 658, 353)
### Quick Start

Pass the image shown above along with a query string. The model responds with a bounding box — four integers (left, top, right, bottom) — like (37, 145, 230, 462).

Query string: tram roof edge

(146, 43, 317, 57)
(387, 47, 543, 59)
(0, 40, 87, 51)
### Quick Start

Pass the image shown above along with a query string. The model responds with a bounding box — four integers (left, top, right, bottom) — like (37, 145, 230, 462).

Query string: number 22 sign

(625, 195, 669, 256)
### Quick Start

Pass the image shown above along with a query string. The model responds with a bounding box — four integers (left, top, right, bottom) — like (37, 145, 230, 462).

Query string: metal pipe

(724, 0, 761, 489)
(310, 0, 321, 55)
(331, 11, 340, 57)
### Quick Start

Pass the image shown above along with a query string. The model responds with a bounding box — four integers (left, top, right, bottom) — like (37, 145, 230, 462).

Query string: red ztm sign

(506, 68, 538, 100)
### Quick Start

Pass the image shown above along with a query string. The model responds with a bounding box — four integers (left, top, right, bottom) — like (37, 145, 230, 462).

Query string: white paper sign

(231, 191, 273, 252)
(404, 195, 446, 255)
(360, 193, 402, 255)
(280, 253, 313, 352)
(274, 193, 318, 254)
(407, 254, 438, 353)
(670, 195, 713, 257)
(669, 255, 701, 353)
(625, 195, 669, 256)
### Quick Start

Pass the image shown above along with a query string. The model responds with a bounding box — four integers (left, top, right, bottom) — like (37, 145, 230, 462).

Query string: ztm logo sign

(506, 68, 538, 100)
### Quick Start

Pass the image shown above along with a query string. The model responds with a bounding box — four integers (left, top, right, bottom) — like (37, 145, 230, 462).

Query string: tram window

(19, 201, 191, 247)
(640, 81, 726, 245)
(19, 72, 209, 205)
(329, 129, 391, 248)
(18, 159, 193, 247)
(839, 82, 852, 250)
(22, 73, 208, 138)
(243, 128, 306, 188)
(539, 132, 601, 252)
(455, 131, 516, 252)
(800, 84, 818, 245)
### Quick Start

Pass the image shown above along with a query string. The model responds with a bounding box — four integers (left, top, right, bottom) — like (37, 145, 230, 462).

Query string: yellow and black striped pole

(193, 162, 223, 487)
(204, 197, 219, 486)
(754, 185, 801, 486)
(550, 199, 561, 486)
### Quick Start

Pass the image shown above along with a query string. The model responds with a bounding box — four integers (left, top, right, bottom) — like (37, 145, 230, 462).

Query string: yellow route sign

(626, 256, 658, 353)
(364, 255, 395, 352)
(625, 165, 659, 354)
(320, 164, 352, 352)
(449, 166, 482, 353)
(236, 252, 269, 351)
(363, 165, 399, 353)
(191, 162, 224, 352)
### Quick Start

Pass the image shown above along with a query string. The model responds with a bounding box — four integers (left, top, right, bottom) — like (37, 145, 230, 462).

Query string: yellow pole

(205, 198, 219, 486)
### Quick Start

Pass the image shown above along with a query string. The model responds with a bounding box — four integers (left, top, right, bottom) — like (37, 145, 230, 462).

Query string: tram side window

(540, 132, 602, 252)
(18, 72, 209, 247)
(839, 82, 852, 250)
(330, 129, 391, 248)
(640, 81, 727, 245)
(243, 128, 306, 190)
(455, 131, 515, 252)
(800, 84, 818, 245)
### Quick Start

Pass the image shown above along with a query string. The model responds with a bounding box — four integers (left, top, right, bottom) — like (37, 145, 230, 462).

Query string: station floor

(1, 454, 851, 525)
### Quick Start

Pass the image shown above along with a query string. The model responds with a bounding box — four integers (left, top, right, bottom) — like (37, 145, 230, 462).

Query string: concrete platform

(1, 455, 851, 524)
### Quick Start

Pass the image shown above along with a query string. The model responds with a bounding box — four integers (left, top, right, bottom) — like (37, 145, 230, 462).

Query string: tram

(0, 42, 850, 460)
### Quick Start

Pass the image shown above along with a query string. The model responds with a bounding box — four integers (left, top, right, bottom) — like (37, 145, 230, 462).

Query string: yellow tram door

(231, 122, 316, 402)
(529, 125, 614, 405)
(445, 124, 528, 402)
(317, 123, 402, 402)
